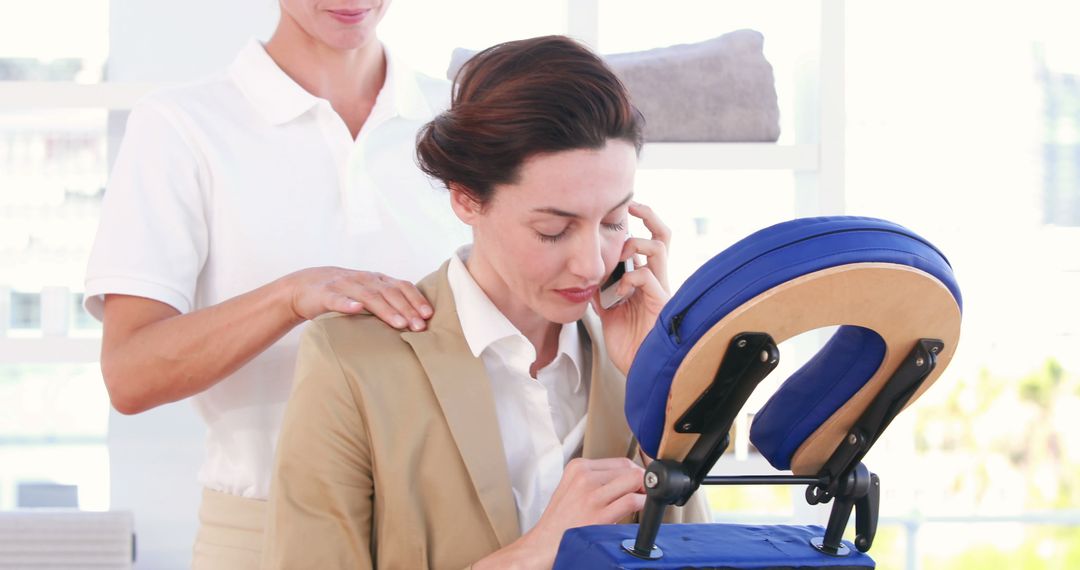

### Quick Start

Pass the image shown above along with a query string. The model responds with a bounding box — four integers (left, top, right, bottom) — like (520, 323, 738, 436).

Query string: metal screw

(931, 346, 940, 354)
(645, 472, 659, 489)
(847, 433, 858, 445)
(737, 339, 747, 348)
(915, 357, 925, 367)
(681, 422, 693, 431)
(760, 350, 770, 362)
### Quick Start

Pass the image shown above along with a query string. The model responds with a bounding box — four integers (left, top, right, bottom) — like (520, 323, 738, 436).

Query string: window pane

(0, 364, 108, 439)
(846, 0, 1080, 375)
(846, 2, 1080, 565)
(632, 169, 797, 288)
(1, 109, 107, 333)
(9, 291, 39, 330)
(917, 523, 1080, 569)
(0, 0, 109, 83)
(71, 292, 100, 331)
(1041, 42, 1080, 226)
(0, 445, 109, 511)
(0, 364, 109, 511)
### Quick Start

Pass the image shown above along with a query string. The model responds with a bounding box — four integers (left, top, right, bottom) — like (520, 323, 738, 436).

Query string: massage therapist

(83, 1, 468, 567)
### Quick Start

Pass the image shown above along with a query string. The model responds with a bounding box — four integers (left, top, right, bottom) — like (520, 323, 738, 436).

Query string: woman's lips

(327, 8, 371, 24)
(555, 286, 599, 304)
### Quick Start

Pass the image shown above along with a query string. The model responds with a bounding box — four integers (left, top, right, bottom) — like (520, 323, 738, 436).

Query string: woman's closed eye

(535, 220, 626, 243)
(537, 230, 567, 243)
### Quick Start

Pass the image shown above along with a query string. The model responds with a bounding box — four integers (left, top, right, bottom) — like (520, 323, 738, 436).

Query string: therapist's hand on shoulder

(593, 201, 673, 375)
(474, 457, 646, 570)
(285, 267, 433, 331)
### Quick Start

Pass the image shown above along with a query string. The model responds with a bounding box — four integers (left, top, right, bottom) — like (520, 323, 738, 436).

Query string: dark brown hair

(416, 35, 643, 205)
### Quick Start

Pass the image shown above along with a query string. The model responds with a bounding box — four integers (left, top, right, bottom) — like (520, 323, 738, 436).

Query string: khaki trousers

(191, 488, 265, 570)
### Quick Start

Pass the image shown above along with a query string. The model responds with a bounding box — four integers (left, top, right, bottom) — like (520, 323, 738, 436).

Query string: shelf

(0, 337, 101, 364)
(638, 143, 819, 171)
(0, 82, 158, 110)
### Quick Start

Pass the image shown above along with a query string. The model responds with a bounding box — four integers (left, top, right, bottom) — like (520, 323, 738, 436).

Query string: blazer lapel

(578, 309, 636, 460)
(401, 263, 522, 548)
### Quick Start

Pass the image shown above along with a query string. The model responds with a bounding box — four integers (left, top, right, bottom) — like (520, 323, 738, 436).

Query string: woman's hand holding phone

(593, 201, 672, 376)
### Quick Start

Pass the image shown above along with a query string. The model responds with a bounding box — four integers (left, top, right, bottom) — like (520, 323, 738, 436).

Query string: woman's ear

(448, 183, 484, 225)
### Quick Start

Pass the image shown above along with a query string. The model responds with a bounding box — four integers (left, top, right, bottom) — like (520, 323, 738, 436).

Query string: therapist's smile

(326, 8, 372, 24)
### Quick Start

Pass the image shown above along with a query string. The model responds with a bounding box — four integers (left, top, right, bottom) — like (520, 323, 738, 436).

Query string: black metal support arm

(703, 474, 825, 486)
(625, 460, 695, 559)
(807, 338, 943, 555)
(624, 332, 779, 560)
(809, 462, 880, 556)
(676, 333, 780, 485)
(623, 333, 944, 561)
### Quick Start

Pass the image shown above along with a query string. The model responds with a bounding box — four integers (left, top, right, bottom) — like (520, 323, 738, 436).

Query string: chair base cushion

(553, 523, 875, 569)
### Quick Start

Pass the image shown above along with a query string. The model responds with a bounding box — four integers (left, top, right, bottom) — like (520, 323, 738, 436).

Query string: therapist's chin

(319, 29, 379, 51)
(315, 16, 382, 50)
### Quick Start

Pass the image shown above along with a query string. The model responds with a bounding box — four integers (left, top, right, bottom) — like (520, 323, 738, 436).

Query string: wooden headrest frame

(658, 263, 962, 475)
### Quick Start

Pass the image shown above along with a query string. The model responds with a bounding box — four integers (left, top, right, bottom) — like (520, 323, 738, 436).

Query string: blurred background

(1, 0, 1077, 568)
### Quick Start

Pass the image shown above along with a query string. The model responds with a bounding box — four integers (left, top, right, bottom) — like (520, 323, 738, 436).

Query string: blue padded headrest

(626, 216, 962, 462)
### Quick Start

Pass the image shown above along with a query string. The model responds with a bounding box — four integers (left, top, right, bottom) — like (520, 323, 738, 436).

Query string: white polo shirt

(446, 246, 590, 533)
(84, 40, 470, 499)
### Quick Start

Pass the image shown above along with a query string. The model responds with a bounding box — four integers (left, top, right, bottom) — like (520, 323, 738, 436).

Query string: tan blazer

(263, 262, 710, 569)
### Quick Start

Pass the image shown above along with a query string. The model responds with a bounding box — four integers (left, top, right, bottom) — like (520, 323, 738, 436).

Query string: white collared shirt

(446, 246, 591, 533)
(84, 40, 470, 499)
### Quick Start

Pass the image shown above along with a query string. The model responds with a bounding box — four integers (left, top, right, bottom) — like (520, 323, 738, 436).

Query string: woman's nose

(568, 233, 607, 283)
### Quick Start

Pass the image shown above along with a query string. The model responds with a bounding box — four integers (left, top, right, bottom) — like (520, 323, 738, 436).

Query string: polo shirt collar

(230, 39, 319, 125)
(383, 44, 435, 121)
(447, 246, 587, 393)
(229, 39, 433, 127)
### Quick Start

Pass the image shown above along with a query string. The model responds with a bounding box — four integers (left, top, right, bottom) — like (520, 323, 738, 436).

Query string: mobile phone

(599, 256, 635, 310)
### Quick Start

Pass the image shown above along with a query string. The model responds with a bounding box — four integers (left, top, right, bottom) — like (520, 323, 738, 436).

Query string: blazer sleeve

(263, 321, 375, 569)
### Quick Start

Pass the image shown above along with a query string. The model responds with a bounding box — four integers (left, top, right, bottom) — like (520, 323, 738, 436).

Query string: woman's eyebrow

(531, 192, 634, 219)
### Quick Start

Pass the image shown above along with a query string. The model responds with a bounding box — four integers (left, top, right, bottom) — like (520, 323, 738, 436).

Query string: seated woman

(263, 35, 710, 569)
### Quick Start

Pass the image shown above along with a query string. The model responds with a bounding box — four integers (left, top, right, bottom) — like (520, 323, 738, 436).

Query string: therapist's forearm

(100, 276, 305, 415)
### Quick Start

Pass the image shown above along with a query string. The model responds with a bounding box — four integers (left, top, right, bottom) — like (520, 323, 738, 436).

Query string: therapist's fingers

(352, 292, 409, 330)
(335, 272, 411, 329)
(379, 287, 427, 331)
(287, 267, 435, 331)
(397, 281, 434, 319)
(328, 293, 365, 315)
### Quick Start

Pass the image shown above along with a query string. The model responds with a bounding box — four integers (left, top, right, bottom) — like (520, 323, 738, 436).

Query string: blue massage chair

(553, 216, 963, 569)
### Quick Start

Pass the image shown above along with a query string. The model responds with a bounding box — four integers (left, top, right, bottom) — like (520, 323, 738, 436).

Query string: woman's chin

(539, 299, 591, 325)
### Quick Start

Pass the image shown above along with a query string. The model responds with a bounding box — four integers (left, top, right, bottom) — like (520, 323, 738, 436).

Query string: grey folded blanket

(446, 30, 780, 143)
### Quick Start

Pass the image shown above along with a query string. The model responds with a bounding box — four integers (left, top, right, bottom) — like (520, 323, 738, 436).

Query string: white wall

(108, 0, 279, 82)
